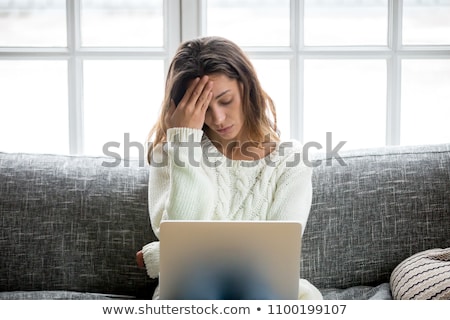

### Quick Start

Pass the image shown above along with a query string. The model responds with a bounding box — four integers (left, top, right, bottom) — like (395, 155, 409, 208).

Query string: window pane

(83, 60, 164, 160)
(251, 59, 290, 139)
(81, 0, 163, 47)
(403, 0, 450, 45)
(0, 0, 66, 47)
(401, 60, 450, 146)
(0, 61, 68, 154)
(304, 0, 388, 46)
(206, 0, 290, 47)
(304, 60, 386, 150)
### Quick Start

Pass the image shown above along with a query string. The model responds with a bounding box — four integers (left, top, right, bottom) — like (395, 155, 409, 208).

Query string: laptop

(159, 220, 302, 300)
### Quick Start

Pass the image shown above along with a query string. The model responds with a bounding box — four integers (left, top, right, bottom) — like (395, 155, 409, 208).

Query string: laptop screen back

(159, 220, 302, 300)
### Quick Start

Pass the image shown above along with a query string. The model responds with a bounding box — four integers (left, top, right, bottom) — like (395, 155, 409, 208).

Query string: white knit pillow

(390, 248, 450, 300)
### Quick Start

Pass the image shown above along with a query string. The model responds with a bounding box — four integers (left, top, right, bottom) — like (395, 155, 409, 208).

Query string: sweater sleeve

(268, 142, 313, 236)
(142, 127, 217, 278)
(150, 127, 217, 234)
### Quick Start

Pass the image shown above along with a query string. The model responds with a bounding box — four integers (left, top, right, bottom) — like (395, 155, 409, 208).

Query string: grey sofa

(1, 143, 449, 299)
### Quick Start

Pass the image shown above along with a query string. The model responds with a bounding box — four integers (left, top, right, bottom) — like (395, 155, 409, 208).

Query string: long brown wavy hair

(147, 36, 279, 163)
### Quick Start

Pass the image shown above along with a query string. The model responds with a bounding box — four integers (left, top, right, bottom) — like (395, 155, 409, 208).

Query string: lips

(216, 125, 233, 135)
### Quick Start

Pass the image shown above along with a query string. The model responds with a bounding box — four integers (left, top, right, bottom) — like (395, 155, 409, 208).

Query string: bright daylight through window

(0, 0, 449, 158)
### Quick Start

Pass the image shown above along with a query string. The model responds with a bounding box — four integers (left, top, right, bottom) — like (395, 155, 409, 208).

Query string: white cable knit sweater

(142, 127, 322, 299)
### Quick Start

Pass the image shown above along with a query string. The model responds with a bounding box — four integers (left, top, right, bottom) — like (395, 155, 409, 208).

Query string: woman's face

(203, 73, 246, 147)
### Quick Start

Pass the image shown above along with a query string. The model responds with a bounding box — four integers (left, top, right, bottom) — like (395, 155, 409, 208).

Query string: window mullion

(181, 0, 202, 41)
(386, 0, 402, 146)
(67, 0, 84, 155)
(292, 0, 303, 142)
(165, 0, 181, 60)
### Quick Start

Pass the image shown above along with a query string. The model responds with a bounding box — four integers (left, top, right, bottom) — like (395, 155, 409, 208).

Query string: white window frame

(183, 0, 450, 145)
(0, 0, 181, 155)
(1, 0, 449, 155)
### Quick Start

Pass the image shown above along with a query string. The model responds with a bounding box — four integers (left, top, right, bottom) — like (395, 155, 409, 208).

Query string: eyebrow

(215, 89, 231, 100)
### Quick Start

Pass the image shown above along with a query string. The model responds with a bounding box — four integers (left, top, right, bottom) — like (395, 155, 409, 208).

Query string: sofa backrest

(0, 152, 157, 298)
(302, 143, 450, 289)
(1, 143, 450, 296)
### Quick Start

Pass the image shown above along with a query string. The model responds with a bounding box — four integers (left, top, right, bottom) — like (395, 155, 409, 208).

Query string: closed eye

(220, 99, 233, 106)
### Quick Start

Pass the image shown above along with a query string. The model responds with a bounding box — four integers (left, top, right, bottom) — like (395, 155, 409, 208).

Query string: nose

(208, 105, 226, 126)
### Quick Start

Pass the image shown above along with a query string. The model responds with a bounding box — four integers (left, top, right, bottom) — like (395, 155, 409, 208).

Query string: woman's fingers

(202, 91, 213, 111)
(166, 75, 213, 129)
(136, 250, 145, 268)
(191, 77, 213, 110)
(164, 99, 177, 128)
(178, 77, 200, 109)
(180, 76, 213, 111)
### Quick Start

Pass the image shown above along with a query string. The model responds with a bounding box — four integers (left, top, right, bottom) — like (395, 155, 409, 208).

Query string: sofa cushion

(302, 143, 450, 290)
(0, 152, 157, 298)
(390, 248, 450, 300)
(321, 283, 392, 300)
(0, 290, 133, 300)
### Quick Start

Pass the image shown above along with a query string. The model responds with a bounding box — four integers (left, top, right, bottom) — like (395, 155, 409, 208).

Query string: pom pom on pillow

(390, 248, 450, 300)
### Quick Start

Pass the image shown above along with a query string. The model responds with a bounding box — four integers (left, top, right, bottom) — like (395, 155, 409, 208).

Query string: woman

(137, 36, 322, 300)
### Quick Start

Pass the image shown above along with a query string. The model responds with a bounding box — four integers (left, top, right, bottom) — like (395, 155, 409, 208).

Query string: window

(199, 0, 450, 149)
(0, 0, 179, 158)
(1, 0, 449, 158)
